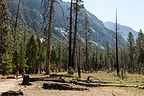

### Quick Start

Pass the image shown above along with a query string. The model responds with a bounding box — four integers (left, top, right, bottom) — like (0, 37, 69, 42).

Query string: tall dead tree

(68, 0, 73, 68)
(42, 0, 55, 74)
(72, 0, 78, 69)
(46, 0, 54, 74)
(116, 10, 119, 76)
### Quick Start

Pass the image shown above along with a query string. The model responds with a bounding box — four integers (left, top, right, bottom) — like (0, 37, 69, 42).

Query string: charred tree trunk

(68, 0, 73, 68)
(46, 0, 54, 74)
(116, 11, 119, 76)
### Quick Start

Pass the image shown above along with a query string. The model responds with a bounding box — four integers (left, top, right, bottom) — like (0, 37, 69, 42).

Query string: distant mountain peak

(104, 21, 138, 41)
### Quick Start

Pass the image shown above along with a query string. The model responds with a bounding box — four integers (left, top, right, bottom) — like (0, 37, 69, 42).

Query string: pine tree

(82, 13, 92, 71)
(26, 34, 38, 73)
(136, 29, 144, 74)
(105, 41, 111, 70)
(0, 0, 13, 75)
(127, 32, 135, 72)
(68, 0, 73, 69)
(19, 22, 29, 74)
(41, 0, 60, 74)
(72, 0, 84, 69)
(35, 36, 45, 74)
(51, 47, 58, 72)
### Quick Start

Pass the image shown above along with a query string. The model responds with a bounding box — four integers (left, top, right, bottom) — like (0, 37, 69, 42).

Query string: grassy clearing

(52, 71, 144, 93)
(53, 71, 144, 83)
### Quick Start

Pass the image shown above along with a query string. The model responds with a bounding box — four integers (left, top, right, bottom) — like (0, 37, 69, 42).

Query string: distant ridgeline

(7, 0, 126, 48)
(104, 22, 138, 41)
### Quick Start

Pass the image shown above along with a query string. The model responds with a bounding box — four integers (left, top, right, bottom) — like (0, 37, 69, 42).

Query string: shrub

(67, 67, 74, 75)
(119, 68, 126, 79)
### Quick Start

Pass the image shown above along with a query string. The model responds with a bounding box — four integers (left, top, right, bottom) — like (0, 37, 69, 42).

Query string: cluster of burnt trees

(1, 0, 144, 76)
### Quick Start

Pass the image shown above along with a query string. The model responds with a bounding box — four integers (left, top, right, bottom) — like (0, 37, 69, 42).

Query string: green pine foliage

(26, 34, 38, 73)
(0, 0, 13, 75)
(36, 36, 45, 73)
(127, 32, 135, 72)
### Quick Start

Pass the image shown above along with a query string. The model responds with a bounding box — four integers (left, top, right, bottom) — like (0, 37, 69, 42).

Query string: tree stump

(22, 74, 31, 85)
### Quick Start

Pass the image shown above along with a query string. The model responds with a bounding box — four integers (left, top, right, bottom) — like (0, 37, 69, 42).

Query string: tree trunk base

(22, 74, 31, 85)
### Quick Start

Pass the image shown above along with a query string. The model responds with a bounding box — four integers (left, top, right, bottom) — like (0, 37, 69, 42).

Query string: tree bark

(72, 0, 78, 69)
(116, 11, 119, 76)
(68, 0, 73, 68)
(77, 46, 81, 78)
(46, 0, 54, 74)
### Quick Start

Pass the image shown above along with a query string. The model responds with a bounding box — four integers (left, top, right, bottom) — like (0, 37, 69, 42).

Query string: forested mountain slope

(7, 0, 126, 48)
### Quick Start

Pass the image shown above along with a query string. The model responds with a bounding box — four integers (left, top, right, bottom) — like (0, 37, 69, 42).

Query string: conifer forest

(0, 0, 144, 96)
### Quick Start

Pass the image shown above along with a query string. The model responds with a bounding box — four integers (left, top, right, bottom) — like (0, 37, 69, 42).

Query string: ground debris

(43, 82, 88, 91)
(2, 90, 23, 96)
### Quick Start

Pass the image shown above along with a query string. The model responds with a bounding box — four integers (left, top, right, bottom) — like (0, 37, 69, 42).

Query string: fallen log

(30, 77, 46, 82)
(50, 74, 77, 78)
(70, 81, 139, 88)
(77, 79, 117, 84)
(2, 90, 23, 96)
(29, 76, 66, 83)
(44, 77, 66, 83)
(87, 76, 101, 81)
(7, 76, 15, 79)
(43, 82, 88, 91)
(138, 86, 144, 89)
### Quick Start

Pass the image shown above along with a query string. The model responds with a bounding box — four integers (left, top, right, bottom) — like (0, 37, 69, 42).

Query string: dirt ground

(21, 81, 143, 96)
(0, 78, 143, 96)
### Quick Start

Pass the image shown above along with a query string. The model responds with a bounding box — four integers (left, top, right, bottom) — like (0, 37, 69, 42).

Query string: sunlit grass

(53, 71, 144, 86)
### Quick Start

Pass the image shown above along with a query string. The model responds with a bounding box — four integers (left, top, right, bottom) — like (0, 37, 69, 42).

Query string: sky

(63, 0, 144, 32)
